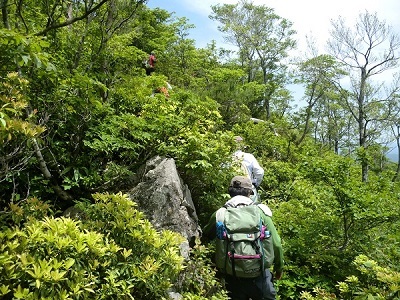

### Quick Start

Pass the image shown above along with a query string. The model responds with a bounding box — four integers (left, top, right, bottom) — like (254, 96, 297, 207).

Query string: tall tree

(313, 90, 350, 154)
(328, 11, 400, 182)
(387, 76, 400, 181)
(210, 0, 296, 119)
(160, 16, 197, 88)
(295, 54, 346, 146)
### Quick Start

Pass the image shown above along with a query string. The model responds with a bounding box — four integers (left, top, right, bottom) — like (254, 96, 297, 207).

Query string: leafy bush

(76, 192, 186, 298)
(0, 192, 186, 299)
(175, 239, 228, 300)
(0, 197, 53, 227)
(0, 73, 46, 205)
(337, 255, 400, 300)
(298, 255, 400, 300)
(0, 216, 130, 299)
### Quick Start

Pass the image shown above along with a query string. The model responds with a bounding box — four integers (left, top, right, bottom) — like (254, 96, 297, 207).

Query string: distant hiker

(153, 82, 172, 98)
(232, 136, 264, 202)
(146, 52, 157, 76)
(203, 175, 284, 300)
(156, 86, 169, 97)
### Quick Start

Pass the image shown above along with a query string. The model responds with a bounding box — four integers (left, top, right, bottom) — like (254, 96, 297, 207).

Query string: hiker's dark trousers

(225, 269, 276, 300)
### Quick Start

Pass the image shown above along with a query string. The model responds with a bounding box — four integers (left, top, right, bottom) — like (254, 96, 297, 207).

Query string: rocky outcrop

(128, 156, 201, 259)
(62, 156, 201, 299)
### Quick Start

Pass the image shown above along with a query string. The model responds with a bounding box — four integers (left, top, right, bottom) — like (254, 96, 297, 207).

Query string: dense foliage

(0, 193, 222, 299)
(1, 0, 400, 299)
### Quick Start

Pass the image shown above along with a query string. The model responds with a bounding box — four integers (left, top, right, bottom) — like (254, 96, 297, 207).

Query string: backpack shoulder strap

(216, 196, 251, 224)
(216, 207, 226, 223)
(257, 203, 272, 217)
(224, 196, 253, 208)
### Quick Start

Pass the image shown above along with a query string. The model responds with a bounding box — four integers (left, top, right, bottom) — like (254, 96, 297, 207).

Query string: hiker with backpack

(232, 136, 264, 202)
(203, 175, 283, 300)
(145, 51, 156, 76)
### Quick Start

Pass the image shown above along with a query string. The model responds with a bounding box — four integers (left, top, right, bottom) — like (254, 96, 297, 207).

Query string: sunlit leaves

(0, 30, 54, 72)
(0, 192, 186, 299)
(0, 73, 45, 142)
(337, 255, 400, 299)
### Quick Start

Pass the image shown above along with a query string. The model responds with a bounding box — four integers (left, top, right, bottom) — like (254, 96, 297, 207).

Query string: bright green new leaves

(0, 192, 186, 299)
(337, 255, 400, 299)
(0, 73, 46, 191)
(77, 192, 185, 298)
(0, 217, 124, 299)
(0, 73, 45, 142)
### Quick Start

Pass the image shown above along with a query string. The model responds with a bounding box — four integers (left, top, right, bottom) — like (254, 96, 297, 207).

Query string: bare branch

(34, 0, 110, 36)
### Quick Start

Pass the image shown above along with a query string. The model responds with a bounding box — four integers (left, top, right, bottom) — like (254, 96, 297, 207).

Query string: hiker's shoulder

(224, 195, 252, 207)
(257, 203, 272, 217)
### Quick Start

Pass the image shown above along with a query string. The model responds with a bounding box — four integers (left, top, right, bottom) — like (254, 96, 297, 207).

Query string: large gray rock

(128, 156, 201, 258)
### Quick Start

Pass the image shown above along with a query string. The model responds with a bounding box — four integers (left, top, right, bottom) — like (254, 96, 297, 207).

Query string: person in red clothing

(146, 51, 157, 76)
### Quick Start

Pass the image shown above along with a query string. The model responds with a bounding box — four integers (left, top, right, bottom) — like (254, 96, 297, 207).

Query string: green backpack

(215, 203, 274, 278)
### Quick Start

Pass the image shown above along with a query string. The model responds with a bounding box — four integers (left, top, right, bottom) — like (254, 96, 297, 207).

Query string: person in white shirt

(232, 136, 264, 202)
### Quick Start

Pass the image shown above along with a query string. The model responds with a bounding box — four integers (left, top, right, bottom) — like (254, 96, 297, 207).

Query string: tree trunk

(297, 106, 312, 145)
(32, 138, 73, 202)
(392, 128, 400, 182)
(1, 0, 10, 29)
(358, 70, 368, 182)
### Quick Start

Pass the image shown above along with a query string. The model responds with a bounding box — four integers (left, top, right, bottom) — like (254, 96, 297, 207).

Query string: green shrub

(298, 255, 400, 300)
(0, 192, 186, 299)
(0, 216, 130, 299)
(337, 255, 400, 300)
(0, 197, 53, 228)
(175, 239, 228, 300)
(76, 192, 185, 298)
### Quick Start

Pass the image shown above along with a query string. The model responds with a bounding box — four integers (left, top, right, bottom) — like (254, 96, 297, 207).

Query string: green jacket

(203, 195, 284, 274)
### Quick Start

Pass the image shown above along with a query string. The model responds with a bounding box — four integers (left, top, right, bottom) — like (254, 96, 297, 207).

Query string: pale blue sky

(147, 0, 225, 48)
(147, 0, 400, 53)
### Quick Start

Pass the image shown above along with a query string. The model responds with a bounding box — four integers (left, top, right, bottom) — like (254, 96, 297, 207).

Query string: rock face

(128, 156, 201, 258)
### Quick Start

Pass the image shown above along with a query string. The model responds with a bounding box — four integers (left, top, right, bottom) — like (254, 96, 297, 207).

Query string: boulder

(128, 156, 201, 259)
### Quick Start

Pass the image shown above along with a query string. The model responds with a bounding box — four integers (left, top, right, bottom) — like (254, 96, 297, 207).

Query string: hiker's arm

(264, 216, 284, 275)
(248, 154, 264, 187)
(201, 211, 217, 243)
